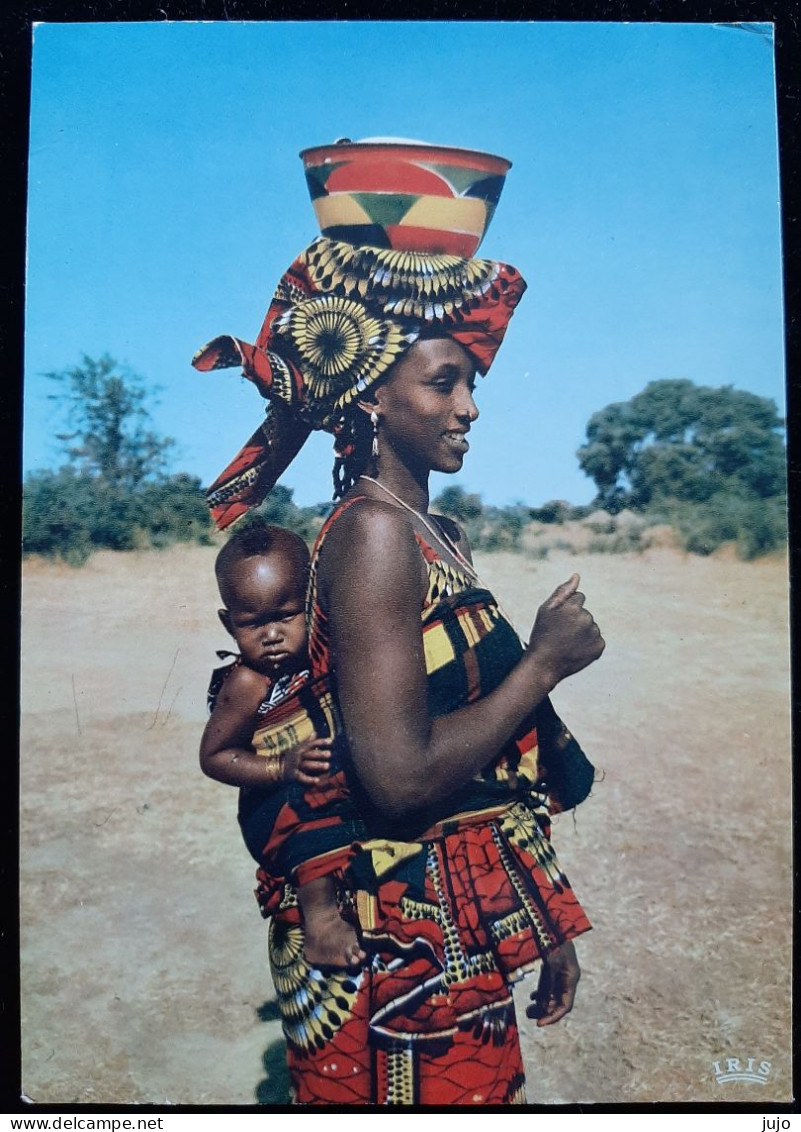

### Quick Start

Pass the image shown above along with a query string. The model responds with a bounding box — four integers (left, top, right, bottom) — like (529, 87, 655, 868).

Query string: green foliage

(23, 468, 98, 564)
(23, 467, 214, 564)
(251, 485, 323, 544)
(528, 500, 593, 524)
(575, 379, 787, 558)
(654, 494, 787, 560)
(23, 355, 214, 563)
(47, 354, 174, 490)
(136, 474, 217, 549)
(528, 499, 571, 525)
(577, 379, 786, 510)
(433, 487, 525, 552)
(476, 505, 525, 551)
(433, 485, 483, 523)
(586, 525, 651, 555)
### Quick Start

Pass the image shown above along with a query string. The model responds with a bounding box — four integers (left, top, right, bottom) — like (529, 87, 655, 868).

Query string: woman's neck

(363, 453, 430, 513)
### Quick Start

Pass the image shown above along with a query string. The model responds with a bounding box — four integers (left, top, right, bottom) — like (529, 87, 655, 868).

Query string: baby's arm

(200, 666, 330, 787)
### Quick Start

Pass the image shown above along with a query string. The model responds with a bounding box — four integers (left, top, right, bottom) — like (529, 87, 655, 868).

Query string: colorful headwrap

(194, 172, 527, 528)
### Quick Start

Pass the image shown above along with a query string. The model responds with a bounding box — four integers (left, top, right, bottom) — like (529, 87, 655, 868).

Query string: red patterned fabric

(192, 237, 526, 527)
(264, 499, 591, 1106)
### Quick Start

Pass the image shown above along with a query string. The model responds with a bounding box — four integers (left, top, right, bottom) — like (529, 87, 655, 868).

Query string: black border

(3, 0, 797, 1116)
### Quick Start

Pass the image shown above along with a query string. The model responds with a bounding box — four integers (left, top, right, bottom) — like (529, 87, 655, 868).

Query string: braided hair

(332, 405, 375, 500)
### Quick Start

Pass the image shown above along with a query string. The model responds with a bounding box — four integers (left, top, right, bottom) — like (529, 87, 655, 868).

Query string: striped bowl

(300, 139, 511, 258)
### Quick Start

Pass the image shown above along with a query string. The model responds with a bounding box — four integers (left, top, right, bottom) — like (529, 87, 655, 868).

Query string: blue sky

(24, 20, 784, 507)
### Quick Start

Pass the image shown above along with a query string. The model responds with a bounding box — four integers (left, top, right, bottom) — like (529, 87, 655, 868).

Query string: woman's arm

(322, 500, 603, 820)
(200, 666, 330, 787)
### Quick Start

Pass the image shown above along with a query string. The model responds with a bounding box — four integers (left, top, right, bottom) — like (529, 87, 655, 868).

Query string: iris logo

(712, 1056, 771, 1085)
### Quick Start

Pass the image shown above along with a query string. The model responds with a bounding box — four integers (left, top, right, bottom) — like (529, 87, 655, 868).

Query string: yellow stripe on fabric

(251, 687, 340, 758)
(253, 712, 315, 755)
(479, 607, 496, 633)
(457, 608, 482, 649)
(401, 195, 487, 235)
(358, 838, 423, 879)
(419, 803, 510, 839)
(518, 742, 541, 780)
(313, 194, 373, 229)
(253, 720, 315, 757)
(423, 622, 456, 673)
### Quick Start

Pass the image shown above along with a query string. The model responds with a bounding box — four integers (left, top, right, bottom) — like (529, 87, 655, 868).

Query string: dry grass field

(19, 541, 793, 1105)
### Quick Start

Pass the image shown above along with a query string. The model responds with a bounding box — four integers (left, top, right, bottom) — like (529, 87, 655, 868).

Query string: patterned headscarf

(193, 235, 526, 528)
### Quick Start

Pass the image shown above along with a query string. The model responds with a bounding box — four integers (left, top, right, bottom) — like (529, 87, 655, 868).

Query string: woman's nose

(456, 387, 479, 422)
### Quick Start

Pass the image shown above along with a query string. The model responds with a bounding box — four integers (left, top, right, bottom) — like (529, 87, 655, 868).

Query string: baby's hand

(281, 736, 333, 786)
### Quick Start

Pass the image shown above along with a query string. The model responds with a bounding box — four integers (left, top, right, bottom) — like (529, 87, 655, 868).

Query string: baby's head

(215, 520, 310, 678)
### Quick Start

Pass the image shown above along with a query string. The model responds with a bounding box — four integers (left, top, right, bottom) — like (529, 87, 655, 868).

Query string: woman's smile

(441, 428, 470, 454)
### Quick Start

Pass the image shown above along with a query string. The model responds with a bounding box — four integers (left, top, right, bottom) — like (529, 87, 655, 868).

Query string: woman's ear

(356, 395, 379, 418)
(218, 608, 234, 636)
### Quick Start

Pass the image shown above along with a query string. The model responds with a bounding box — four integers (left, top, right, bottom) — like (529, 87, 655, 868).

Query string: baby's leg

(297, 875, 366, 971)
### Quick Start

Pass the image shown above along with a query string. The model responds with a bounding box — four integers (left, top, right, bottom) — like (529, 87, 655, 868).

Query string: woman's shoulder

(316, 495, 425, 597)
(322, 493, 417, 553)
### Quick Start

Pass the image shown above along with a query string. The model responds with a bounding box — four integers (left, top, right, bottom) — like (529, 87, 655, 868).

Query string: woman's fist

(526, 574, 605, 687)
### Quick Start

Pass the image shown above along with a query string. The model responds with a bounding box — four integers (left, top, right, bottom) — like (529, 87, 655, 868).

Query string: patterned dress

(206, 660, 311, 865)
(263, 498, 592, 1106)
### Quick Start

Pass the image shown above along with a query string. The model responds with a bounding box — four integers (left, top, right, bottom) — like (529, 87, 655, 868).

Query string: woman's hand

(526, 940, 581, 1027)
(281, 736, 332, 786)
(526, 574, 605, 687)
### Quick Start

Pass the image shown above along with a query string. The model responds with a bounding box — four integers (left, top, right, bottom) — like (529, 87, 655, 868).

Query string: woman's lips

(442, 431, 469, 453)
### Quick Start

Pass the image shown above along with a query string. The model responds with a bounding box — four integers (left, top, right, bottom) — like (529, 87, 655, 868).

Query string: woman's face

(370, 338, 479, 475)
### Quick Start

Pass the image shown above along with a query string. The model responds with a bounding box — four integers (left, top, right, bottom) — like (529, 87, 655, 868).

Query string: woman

(194, 152, 604, 1105)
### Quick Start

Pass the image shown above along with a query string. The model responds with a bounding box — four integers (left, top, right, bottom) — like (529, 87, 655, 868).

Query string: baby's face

(222, 554, 307, 678)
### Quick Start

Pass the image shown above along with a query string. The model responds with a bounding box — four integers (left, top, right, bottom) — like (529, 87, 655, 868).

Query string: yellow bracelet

(262, 752, 283, 784)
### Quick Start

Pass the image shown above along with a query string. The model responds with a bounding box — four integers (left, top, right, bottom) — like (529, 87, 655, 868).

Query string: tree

(432, 485, 483, 523)
(253, 484, 319, 542)
(46, 354, 174, 492)
(577, 379, 786, 511)
(24, 355, 213, 562)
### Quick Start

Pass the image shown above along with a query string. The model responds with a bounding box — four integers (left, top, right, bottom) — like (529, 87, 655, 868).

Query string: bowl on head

(300, 138, 512, 258)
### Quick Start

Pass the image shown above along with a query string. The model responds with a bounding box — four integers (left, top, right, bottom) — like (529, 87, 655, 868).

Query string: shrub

(137, 474, 216, 548)
(652, 492, 787, 559)
(584, 516, 617, 536)
(23, 468, 98, 564)
(253, 485, 321, 544)
(23, 467, 215, 563)
(475, 507, 524, 552)
(434, 485, 483, 524)
(528, 500, 571, 524)
(736, 498, 787, 560)
(586, 525, 651, 554)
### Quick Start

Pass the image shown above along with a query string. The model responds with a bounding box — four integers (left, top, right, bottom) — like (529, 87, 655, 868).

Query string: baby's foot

(303, 905, 366, 972)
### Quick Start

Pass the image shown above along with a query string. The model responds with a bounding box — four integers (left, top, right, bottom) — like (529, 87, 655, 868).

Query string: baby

(200, 520, 365, 970)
